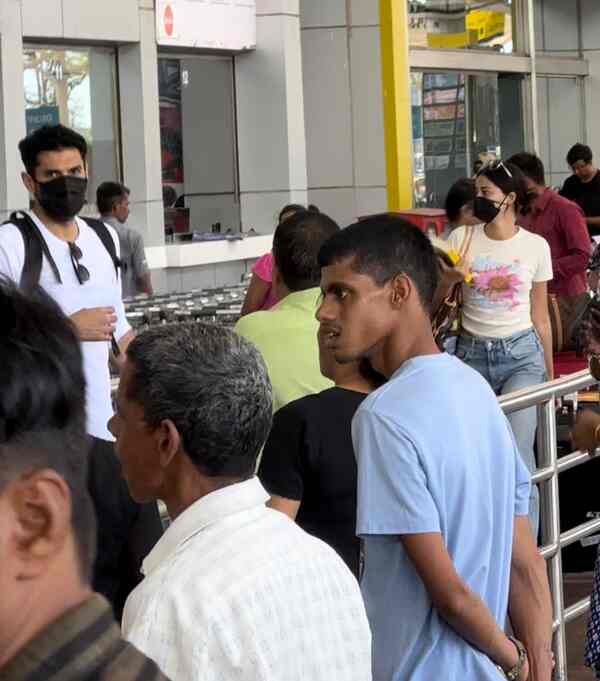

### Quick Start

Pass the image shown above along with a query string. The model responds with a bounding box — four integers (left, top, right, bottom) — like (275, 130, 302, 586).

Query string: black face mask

(473, 195, 507, 225)
(36, 175, 88, 221)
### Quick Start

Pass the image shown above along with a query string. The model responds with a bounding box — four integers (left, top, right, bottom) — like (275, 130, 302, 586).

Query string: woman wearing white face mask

(447, 160, 553, 539)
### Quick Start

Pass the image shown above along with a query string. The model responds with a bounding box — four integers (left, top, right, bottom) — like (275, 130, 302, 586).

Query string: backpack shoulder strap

(82, 217, 121, 277)
(4, 211, 62, 293)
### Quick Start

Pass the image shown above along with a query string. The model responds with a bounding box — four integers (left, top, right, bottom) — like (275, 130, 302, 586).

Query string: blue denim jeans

(456, 328, 546, 539)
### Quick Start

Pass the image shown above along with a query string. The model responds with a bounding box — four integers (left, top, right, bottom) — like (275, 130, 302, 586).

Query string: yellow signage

(427, 29, 478, 49)
(466, 10, 506, 42)
(426, 10, 506, 49)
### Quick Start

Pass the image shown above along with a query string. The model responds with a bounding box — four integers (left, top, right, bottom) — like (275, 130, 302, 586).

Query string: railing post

(538, 397, 567, 680)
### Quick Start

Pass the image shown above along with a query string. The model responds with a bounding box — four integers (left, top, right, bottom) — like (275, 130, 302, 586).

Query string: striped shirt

(1, 593, 170, 681)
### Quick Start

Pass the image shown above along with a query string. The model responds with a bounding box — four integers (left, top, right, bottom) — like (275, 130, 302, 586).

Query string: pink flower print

(473, 265, 523, 309)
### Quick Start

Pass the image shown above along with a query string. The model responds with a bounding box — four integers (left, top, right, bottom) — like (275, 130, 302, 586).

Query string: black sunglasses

(68, 242, 90, 285)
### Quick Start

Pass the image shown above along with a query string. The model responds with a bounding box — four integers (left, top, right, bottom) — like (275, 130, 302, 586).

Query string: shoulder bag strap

(7, 211, 62, 292)
(458, 224, 475, 261)
(82, 217, 121, 277)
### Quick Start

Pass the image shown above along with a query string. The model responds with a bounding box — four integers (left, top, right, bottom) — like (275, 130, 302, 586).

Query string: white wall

(235, 0, 309, 234)
(534, 0, 585, 188)
(300, 0, 387, 227)
(536, 76, 584, 189)
(580, 1, 600, 160)
(21, 0, 139, 41)
(534, 0, 580, 58)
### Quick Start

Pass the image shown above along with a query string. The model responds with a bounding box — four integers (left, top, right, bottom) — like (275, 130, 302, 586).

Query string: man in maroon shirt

(509, 152, 591, 297)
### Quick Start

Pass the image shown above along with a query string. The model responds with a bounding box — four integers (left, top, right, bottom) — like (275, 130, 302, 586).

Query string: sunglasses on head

(477, 160, 513, 179)
(68, 241, 90, 285)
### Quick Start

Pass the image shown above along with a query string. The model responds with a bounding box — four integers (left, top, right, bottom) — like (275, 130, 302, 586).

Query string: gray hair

(126, 323, 273, 478)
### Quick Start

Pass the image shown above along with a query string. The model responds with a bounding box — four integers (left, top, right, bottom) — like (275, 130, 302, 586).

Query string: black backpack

(4, 210, 121, 294)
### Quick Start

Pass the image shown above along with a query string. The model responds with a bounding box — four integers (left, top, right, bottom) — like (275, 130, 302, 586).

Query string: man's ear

(22, 171, 36, 195)
(389, 273, 412, 309)
(10, 470, 72, 580)
(155, 419, 181, 469)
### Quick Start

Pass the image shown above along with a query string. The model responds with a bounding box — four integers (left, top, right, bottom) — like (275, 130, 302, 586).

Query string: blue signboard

(26, 105, 60, 135)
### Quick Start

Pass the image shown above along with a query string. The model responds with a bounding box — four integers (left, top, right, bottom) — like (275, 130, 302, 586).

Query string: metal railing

(499, 368, 600, 681)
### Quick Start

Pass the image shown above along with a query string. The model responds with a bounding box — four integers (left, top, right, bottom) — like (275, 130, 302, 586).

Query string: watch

(503, 636, 527, 681)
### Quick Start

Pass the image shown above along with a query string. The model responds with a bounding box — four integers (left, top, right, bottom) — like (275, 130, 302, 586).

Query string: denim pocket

(508, 333, 541, 362)
(455, 342, 474, 362)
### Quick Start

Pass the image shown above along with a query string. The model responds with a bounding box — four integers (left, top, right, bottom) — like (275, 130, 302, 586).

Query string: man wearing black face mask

(0, 124, 163, 621)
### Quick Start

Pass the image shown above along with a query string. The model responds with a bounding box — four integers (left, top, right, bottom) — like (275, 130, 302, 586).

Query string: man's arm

(587, 217, 600, 227)
(132, 233, 153, 296)
(508, 516, 554, 681)
(531, 282, 554, 380)
(572, 409, 600, 452)
(401, 533, 526, 677)
(117, 328, 135, 355)
(552, 204, 591, 280)
(136, 272, 153, 296)
(267, 495, 301, 520)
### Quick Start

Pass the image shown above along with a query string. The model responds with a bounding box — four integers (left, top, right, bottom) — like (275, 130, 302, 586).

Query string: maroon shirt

(520, 188, 591, 296)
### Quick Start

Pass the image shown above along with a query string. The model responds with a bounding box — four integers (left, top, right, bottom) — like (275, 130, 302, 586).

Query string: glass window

(158, 55, 239, 238)
(23, 46, 120, 206)
(411, 69, 524, 207)
(408, 1, 514, 53)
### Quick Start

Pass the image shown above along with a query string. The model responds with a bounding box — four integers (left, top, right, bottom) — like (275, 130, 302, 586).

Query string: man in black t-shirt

(560, 143, 600, 237)
(258, 328, 384, 577)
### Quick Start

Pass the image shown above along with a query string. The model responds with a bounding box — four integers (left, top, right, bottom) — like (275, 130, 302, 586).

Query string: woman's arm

(241, 273, 271, 316)
(530, 281, 554, 380)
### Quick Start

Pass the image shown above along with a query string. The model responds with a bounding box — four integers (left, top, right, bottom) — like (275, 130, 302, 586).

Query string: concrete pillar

(89, 48, 120, 203)
(235, 0, 308, 234)
(0, 0, 28, 218)
(117, 5, 165, 249)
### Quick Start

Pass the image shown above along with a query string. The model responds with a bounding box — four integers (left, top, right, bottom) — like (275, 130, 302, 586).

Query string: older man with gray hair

(109, 323, 372, 681)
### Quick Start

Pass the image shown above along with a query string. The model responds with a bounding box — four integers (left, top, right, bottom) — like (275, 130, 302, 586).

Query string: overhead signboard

(156, 0, 256, 51)
(26, 105, 60, 135)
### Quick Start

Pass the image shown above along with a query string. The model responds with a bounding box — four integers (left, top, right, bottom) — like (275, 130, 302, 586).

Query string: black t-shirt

(560, 171, 600, 236)
(258, 387, 366, 577)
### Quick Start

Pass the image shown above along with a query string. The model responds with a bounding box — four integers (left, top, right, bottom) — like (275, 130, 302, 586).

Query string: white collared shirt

(122, 477, 372, 681)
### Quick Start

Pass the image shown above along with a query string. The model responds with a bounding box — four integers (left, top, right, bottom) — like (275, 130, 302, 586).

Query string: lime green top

(235, 288, 333, 413)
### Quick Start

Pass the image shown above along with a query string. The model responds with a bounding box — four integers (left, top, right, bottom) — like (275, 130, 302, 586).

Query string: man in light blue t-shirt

(316, 216, 554, 681)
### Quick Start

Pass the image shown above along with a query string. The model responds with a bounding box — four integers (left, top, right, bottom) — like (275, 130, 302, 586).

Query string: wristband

(503, 636, 527, 681)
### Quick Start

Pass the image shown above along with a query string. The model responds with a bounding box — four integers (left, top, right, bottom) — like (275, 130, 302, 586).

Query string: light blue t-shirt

(353, 353, 530, 681)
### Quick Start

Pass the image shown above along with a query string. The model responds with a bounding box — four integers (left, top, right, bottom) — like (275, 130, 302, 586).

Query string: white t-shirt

(448, 224, 553, 339)
(0, 211, 131, 440)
